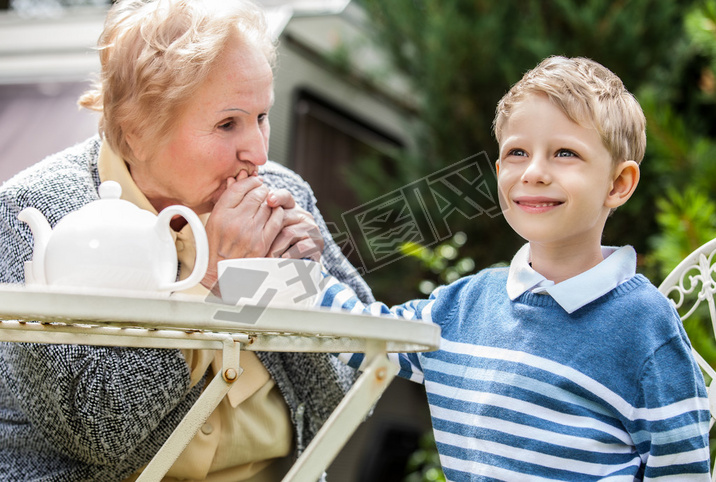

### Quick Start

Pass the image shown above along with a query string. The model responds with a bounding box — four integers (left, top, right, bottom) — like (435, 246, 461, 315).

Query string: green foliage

(401, 232, 476, 294)
(359, 0, 692, 162)
(647, 187, 716, 278)
(403, 432, 446, 482)
(638, 86, 716, 195)
(640, 0, 716, 286)
(687, 3, 716, 65)
(685, 1, 716, 107)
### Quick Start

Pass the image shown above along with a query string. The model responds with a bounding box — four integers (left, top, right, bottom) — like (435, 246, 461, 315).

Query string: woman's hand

(201, 176, 284, 289)
(265, 189, 324, 261)
(200, 176, 325, 290)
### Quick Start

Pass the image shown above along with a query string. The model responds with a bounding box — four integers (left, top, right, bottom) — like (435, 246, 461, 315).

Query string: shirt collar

(506, 243, 637, 313)
(98, 140, 160, 215)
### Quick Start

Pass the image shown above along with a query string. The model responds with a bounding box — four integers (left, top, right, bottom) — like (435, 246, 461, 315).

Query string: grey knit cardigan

(0, 136, 374, 481)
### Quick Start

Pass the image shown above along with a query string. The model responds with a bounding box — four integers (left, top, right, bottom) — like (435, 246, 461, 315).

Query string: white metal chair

(657, 237, 716, 480)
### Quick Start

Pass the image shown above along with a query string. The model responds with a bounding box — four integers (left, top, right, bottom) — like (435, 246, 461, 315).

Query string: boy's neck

(528, 241, 605, 284)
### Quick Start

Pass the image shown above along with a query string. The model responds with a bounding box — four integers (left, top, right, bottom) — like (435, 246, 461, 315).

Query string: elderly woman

(0, 0, 372, 480)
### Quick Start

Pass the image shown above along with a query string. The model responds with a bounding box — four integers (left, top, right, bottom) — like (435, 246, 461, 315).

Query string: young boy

(318, 56, 711, 480)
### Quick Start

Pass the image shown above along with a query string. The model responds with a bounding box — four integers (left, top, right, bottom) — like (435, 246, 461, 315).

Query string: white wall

(0, 82, 99, 183)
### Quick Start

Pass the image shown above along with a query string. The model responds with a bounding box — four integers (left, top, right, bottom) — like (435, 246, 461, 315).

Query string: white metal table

(0, 284, 440, 482)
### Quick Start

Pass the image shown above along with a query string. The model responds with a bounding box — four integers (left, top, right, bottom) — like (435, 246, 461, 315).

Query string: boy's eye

(555, 149, 577, 158)
(507, 148, 527, 157)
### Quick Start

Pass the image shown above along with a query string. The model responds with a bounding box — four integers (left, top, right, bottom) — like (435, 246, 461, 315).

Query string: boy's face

(496, 94, 619, 251)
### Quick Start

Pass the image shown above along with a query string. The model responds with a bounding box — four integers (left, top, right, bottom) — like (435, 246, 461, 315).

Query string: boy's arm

(632, 335, 711, 479)
(318, 274, 438, 384)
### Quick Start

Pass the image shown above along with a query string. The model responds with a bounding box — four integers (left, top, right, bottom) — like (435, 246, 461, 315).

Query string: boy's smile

(513, 195, 563, 213)
(495, 93, 634, 269)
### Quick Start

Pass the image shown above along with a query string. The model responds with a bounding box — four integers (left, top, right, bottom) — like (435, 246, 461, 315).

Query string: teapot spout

(18, 207, 51, 285)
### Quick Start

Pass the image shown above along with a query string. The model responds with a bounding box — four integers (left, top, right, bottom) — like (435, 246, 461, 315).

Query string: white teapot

(18, 180, 209, 293)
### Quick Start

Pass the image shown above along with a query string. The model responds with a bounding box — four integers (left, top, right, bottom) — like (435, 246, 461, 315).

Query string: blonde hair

(79, 0, 277, 165)
(493, 56, 646, 165)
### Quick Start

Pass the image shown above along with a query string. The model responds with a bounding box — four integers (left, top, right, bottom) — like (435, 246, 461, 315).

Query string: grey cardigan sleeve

(0, 140, 202, 471)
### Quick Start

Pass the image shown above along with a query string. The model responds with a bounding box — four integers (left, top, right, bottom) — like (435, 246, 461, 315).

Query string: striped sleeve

(631, 336, 711, 479)
(318, 273, 437, 383)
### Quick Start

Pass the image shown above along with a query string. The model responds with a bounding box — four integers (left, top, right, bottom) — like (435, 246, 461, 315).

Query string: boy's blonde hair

(493, 56, 646, 165)
(79, 0, 276, 165)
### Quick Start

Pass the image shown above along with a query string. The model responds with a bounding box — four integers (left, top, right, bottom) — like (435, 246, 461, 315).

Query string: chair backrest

(657, 237, 716, 479)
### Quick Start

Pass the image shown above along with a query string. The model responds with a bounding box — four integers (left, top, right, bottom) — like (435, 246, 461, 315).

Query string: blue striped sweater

(319, 268, 711, 481)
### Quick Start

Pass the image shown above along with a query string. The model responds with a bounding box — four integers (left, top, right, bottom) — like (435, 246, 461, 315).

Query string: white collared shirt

(506, 243, 637, 314)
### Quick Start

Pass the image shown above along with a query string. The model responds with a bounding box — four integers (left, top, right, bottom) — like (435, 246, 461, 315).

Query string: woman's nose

(238, 125, 269, 166)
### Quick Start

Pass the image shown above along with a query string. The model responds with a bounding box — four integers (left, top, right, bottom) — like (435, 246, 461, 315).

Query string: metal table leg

(281, 341, 399, 482)
(137, 338, 243, 482)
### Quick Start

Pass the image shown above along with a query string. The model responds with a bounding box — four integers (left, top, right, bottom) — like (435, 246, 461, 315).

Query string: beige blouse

(98, 143, 292, 481)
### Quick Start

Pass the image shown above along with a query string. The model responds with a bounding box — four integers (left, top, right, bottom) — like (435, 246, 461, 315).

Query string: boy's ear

(605, 160, 640, 209)
(495, 159, 500, 175)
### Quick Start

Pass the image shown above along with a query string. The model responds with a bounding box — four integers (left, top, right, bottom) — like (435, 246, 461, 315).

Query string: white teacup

(217, 258, 323, 308)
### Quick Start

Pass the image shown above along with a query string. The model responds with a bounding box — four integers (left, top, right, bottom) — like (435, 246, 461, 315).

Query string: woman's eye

(258, 113, 268, 124)
(218, 120, 235, 130)
(556, 149, 576, 158)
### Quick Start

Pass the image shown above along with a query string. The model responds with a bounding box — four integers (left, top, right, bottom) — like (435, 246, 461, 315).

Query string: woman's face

(129, 38, 274, 214)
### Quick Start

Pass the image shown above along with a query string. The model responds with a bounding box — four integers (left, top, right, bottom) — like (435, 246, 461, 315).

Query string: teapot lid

(98, 180, 122, 200)
(64, 180, 155, 226)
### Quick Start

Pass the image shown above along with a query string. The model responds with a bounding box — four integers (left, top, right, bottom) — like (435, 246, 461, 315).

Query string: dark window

(289, 88, 403, 230)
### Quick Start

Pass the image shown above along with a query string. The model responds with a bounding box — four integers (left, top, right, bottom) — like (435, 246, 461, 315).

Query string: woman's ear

(605, 160, 640, 209)
(125, 130, 146, 162)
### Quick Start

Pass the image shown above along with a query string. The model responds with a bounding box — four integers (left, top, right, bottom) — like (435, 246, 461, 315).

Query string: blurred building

(0, 1, 432, 480)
